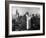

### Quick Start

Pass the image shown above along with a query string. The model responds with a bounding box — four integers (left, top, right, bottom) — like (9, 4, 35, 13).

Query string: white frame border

(9, 4, 43, 35)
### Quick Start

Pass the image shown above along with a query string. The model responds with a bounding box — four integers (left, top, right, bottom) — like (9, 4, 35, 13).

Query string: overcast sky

(12, 6, 40, 16)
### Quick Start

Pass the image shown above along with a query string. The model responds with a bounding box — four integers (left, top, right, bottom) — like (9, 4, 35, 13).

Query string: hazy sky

(12, 6, 40, 16)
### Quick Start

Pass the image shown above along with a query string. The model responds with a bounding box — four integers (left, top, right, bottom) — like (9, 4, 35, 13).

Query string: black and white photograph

(5, 1, 45, 37)
(12, 7, 40, 31)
